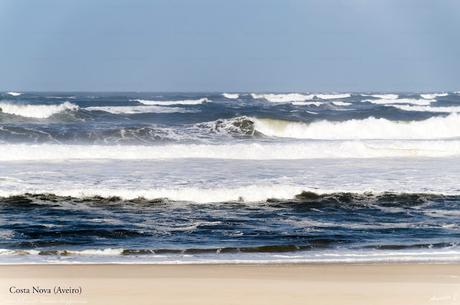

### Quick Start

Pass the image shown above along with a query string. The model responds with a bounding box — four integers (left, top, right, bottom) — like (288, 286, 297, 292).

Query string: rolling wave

(0, 117, 257, 144)
(253, 114, 460, 139)
(0, 125, 194, 144)
(0, 185, 306, 203)
(1, 114, 460, 143)
(0, 102, 79, 118)
(0, 190, 455, 204)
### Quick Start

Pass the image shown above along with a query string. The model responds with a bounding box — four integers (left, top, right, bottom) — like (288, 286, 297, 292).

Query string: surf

(252, 114, 460, 140)
(134, 98, 208, 105)
(1, 139, 460, 161)
(0, 102, 79, 118)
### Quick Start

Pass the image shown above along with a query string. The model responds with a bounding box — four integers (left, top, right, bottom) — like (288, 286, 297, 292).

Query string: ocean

(1, 91, 460, 264)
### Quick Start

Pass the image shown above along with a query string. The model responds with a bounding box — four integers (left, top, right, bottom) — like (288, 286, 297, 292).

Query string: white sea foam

(2, 248, 460, 264)
(332, 101, 352, 106)
(7, 185, 309, 203)
(1, 140, 460, 162)
(71, 249, 124, 256)
(363, 98, 434, 106)
(291, 101, 323, 106)
(0, 249, 40, 256)
(135, 98, 208, 105)
(0, 248, 123, 256)
(251, 93, 350, 103)
(0, 102, 78, 118)
(84, 105, 195, 114)
(11, 183, 446, 204)
(0, 230, 14, 240)
(251, 93, 314, 103)
(288, 100, 351, 107)
(253, 114, 460, 139)
(420, 93, 448, 99)
(362, 94, 399, 99)
(1, 156, 459, 204)
(390, 105, 460, 113)
(222, 93, 239, 99)
(314, 93, 351, 99)
(6, 92, 22, 96)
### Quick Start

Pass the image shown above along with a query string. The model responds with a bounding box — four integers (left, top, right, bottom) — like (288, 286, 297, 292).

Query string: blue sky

(0, 0, 459, 92)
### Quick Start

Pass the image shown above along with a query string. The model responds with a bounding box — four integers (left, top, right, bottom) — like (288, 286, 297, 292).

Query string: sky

(0, 0, 459, 92)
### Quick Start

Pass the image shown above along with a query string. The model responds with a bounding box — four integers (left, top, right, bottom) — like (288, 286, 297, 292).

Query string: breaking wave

(222, 93, 239, 99)
(0, 185, 307, 203)
(251, 93, 350, 103)
(2, 114, 460, 143)
(0, 190, 456, 205)
(0, 117, 258, 144)
(0, 102, 79, 118)
(363, 98, 434, 106)
(134, 98, 208, 105)
(314, 93, 351, 99)
(253, 114, 460, 139)
(196, 116, 259, 137)
(251, 93, 311, 103)
(332, 101, 351, 106)
(420, 93, 448, 99)
(362, 94, 399, 99)
(390, 105, 460, 113)
(291, 101, 323, 106)
(6, 92, 22, 97)
(84, 105, 196, 114)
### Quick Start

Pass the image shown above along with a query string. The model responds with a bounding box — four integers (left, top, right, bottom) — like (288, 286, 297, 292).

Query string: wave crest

(222, 93, 239, 99)
(0, 191, 452, 205)
(251, 93, 350, 103)
(6, 92, 22, 97)
(253, 114, 460, 140)
(363, 98, 434, 106)
(84, 105, 196, 114)
(197, 116, 258, 137)
(420, 93, 448, 99)
(391, 105, 460, 113)
(0, 102, 79, 118)
(134, 98, 208, 105)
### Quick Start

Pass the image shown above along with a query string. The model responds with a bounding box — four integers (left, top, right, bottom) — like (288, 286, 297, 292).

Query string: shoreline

(1, 260, 460, 265)
(1, 263, 460, 305)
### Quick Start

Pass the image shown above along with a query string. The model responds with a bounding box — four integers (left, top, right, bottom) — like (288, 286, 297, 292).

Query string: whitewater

(1, 91, 460, 264)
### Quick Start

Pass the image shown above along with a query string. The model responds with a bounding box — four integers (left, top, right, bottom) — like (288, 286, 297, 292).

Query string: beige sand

(1, 264, 460, 305)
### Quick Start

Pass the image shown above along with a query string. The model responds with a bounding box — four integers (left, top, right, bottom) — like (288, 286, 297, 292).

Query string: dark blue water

(1, 193, 459, 255)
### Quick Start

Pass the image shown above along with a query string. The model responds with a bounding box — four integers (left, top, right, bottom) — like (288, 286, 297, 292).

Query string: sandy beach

(0, 264, 459, 305)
